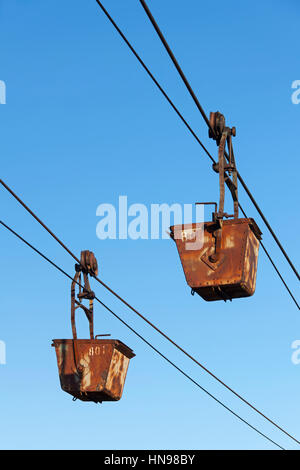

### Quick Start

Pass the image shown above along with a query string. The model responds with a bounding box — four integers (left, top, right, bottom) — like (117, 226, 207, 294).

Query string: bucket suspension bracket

(209, 111, 238, 220)
(71, 250, 98, 340)
(207, 112, 238, 262)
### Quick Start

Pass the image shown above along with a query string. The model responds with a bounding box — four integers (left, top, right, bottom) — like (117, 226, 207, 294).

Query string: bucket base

(192, 283, 254, 302)
(65, 390, 120, 404)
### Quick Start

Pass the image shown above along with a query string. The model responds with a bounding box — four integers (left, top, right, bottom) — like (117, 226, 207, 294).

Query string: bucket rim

(51, 338, 135, 359)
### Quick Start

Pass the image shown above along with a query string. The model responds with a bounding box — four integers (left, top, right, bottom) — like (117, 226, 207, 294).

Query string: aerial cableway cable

(1, 179, 299, 446)
(93, 1, 299, 309)
(0, 219, 287, 450)
(95, 0, 299, 283)
(138, 0, 300, 282)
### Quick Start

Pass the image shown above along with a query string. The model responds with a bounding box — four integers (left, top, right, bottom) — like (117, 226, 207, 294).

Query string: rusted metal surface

(53, 250, 135, 403)
(52, 339, 135, 403)
(170, 218, 262, 302)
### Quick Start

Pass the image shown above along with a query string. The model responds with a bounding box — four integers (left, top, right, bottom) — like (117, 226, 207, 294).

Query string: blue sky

(0, 0, 299, 450)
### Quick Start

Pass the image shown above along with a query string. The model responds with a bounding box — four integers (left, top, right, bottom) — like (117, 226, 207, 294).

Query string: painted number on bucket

(88, 346, 102, 356)
(182, 229, 196, 242)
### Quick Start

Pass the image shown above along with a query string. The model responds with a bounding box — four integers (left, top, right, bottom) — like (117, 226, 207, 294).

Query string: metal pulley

(52, 250, 135, 403)
(170, 112, 262, 302)
(80, 250, 98, 277)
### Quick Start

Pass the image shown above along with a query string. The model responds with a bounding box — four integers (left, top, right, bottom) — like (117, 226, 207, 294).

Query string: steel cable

(1, 179, 299, 445)
(92, 1, 299, 308)
(138, 0, 299, 282)
(0, 219, 287, 450)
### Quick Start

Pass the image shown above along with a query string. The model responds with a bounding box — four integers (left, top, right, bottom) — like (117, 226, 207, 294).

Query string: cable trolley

(170, 112, 262, 302)
(52, 251, 135, 403)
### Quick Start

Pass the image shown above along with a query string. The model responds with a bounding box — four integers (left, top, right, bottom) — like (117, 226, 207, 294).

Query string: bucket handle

(71, 268, 95, 341)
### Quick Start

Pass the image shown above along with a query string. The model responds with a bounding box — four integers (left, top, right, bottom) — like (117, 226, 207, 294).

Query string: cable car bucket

(52, 251, 135, 403)
(170, 112, 262, 302)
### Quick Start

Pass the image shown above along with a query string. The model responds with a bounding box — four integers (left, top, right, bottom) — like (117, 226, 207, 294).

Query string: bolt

(209, 253, 218, 263)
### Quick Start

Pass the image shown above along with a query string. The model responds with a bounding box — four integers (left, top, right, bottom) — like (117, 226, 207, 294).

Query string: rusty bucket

(170, 112, 262, 302)
(52, 338, 135, 403)
(52, 250, 135, 403)
(170, 217, 261, 302)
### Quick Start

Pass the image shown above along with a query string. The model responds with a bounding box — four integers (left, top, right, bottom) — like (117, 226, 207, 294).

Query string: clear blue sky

(0, 0, 299, 450)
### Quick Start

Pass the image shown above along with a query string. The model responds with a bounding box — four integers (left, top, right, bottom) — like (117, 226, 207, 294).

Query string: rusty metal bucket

(52, 338, 135, 403)
(52, 250, 135, 403)
(170, 217, 261, 302)
(170, 112, 262, 302)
